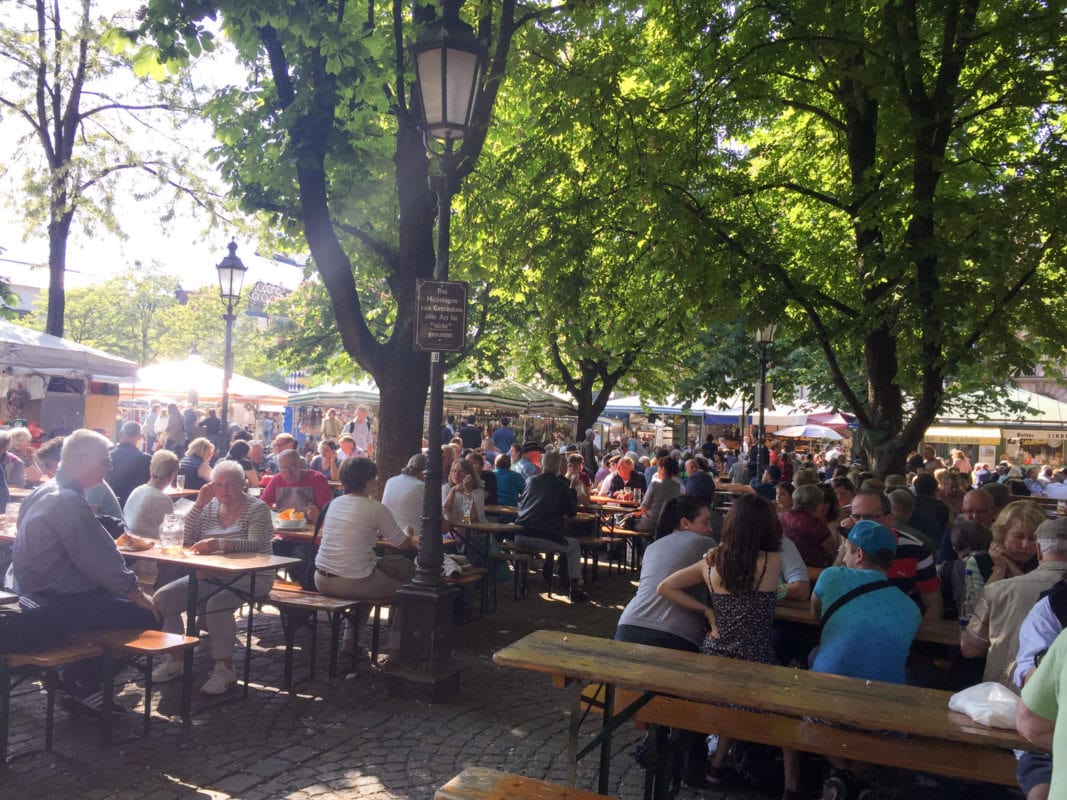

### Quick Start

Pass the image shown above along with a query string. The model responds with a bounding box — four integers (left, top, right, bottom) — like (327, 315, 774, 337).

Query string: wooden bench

(575, 537, 623, 582)
(494, 630, 1032, 797)
(265, 588, 360, 692)
(436, 766, 618, 800)
(491, 550, 531, 601)
(445, 567, 491, 619)
(579, 684, 1017, 786)
(0, 641, 103, 763)
(71, 628, 199, 743)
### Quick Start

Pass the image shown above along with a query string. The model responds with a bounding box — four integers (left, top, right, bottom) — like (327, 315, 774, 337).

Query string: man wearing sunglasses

(838, 490, 943, 622)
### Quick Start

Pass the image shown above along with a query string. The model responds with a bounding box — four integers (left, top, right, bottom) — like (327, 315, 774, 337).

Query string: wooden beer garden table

(774, 598, 962, 647)
(493, 630, 1029, 797)
(119, 546, 299, 702)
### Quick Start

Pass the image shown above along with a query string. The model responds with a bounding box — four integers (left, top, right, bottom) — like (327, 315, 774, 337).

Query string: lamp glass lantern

(216, 240, 248, 304)
(411, 8, 486, 141)
(756, 323, 778, 345)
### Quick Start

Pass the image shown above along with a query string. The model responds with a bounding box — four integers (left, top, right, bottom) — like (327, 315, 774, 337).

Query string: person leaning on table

(151, 459, 274, 696)
(6, 429, 161, 712)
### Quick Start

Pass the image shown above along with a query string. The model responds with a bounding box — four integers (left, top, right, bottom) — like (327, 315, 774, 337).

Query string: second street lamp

(216, 240, 247, 438)
(393, 0, 486, 698)
(755, 323, 777, 481)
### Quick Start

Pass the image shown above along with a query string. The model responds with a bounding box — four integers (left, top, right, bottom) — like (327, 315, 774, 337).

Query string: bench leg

(370, 604, 382, 663)
(43, 670, 56, 753)
(328, 611, 343, 678)
(279, 610, 298, 693)
(0, 661, 9, 765)
(143, 656, 154, 738)
(100, 650, 115, 746)
(311, 610, 320, 681)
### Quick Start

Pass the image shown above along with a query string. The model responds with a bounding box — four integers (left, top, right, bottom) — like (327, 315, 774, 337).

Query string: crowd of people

(4, 408, 1067, 798)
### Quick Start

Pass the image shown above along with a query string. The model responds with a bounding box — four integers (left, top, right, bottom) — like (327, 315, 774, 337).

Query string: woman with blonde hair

(178, 437, 215, 491)
(443, 457, 485, 525)
(964, 500, 1046, 588)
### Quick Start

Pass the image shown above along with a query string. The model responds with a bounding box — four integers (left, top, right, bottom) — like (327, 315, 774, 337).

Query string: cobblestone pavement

(0, 566, 1000, 800)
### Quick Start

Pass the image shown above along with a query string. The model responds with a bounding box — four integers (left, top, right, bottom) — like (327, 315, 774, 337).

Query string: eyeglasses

(850, 512, 882, 521)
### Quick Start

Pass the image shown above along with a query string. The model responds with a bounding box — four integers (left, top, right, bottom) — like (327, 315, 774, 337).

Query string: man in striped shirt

(840, 490, 943, 622)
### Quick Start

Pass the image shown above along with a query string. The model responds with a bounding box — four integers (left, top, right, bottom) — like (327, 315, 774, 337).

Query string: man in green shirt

(1019, 624, 1067, 799)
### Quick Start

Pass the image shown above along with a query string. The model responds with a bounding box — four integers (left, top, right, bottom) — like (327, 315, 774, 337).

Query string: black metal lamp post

(392, 0, 485, 699)
(215, 240, 247, 437)
(755, 323, 777, 480)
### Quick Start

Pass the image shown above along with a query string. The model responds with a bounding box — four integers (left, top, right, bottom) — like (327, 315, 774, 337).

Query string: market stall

(0, 319, 139, 435)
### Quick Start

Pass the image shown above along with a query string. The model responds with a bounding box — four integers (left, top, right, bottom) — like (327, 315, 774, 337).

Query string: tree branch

(333, 219, 399, 270)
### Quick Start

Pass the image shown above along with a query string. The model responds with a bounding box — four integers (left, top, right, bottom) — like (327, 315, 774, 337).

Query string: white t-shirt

(316, 495, 406, 579)
(123, 484, 175, 538)
(381, 474, 426, 534)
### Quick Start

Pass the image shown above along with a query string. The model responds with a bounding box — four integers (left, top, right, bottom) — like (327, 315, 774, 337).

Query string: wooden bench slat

(70, 629, 199, 656)
(436, 767, 618, 800)
(267, 590, 360, 611)
(581, 686, 1018, 786)
(4, 642, 102, 669)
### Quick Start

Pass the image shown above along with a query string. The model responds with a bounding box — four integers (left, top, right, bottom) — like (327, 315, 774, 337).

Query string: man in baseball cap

(791, 519, 920, 798)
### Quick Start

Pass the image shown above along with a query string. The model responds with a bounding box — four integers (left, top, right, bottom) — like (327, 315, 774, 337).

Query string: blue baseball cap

(847, 520, 897, 556)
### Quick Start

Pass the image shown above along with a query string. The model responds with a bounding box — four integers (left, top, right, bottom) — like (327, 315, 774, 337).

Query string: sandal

(821, 769, 854, 800)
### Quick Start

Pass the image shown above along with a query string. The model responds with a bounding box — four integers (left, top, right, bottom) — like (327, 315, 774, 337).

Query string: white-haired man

(7, 429, 160, 711)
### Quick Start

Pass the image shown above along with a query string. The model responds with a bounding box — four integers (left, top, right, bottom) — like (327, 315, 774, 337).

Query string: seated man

(962, 517, 1067, 688)
(262, 449, 334, 566)
(840, 490, 943, 622)
(515, 451, 586, 602)
(785, 520, 920, 797)
(682, 458, 716, 506)
(265, 433, 305, 474)
(108, 421, 152, 507)
(606, 455, 648, 498)
(262, 449, 333, 524)
(7, 429, 160, 710)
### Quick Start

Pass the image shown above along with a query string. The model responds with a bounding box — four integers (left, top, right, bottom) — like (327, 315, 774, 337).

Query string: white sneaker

(151, 655, 184, 684)
(200, 662, 237, 695)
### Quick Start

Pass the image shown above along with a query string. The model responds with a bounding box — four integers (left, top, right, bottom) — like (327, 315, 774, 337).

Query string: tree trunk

(372, 361, 431, 497)
(46, 208, 74, 338)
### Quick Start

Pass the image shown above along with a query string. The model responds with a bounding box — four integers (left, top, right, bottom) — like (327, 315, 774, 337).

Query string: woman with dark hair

(222, 439, 260, 486)
(617, 496, 718, 648)
(314, 458, 416, 659)
(658, 494, 784, 788)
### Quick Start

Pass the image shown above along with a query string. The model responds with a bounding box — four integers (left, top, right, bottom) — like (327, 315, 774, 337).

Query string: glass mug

(159, 514, 185, 555)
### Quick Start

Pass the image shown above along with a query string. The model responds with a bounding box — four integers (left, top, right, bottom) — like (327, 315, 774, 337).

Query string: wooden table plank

(774, 599, 962, 646)
(493, 630, 1026, 751)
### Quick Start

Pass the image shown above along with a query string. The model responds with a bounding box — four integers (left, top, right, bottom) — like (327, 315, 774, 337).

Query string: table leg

(598, 683, 615, 795)
(243, 572, 256, 697)
(100, 650, 115, 746)
(567, 683, 582, 787)
(181, 571, 198, 719)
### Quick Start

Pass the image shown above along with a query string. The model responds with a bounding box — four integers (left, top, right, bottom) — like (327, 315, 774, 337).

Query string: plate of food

(115, 532, 156, 552)
(274, 509, 307, 530)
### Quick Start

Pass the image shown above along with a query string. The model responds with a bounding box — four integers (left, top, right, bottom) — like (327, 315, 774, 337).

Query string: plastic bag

(948, 681, 1020, 729)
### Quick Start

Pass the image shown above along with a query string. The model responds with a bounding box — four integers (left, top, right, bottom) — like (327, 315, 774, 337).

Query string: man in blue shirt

(491, 417, 515, 454)
(783, 520, 920, 797)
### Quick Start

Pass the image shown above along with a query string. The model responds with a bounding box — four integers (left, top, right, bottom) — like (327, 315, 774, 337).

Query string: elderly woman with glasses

(151, 459, 273, 695)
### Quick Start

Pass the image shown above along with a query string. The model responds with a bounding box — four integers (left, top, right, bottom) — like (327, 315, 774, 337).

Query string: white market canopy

(604, 394, 805, 427)
(0, 319, 139, 381)
(288, 378, 577, 417)
(120, 356, 289, 409)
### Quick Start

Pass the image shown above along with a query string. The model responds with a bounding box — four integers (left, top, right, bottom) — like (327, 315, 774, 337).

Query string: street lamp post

(216, 240, 248, 439)
(392, 0, 485, 699)
(755, 323, 777, 480)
